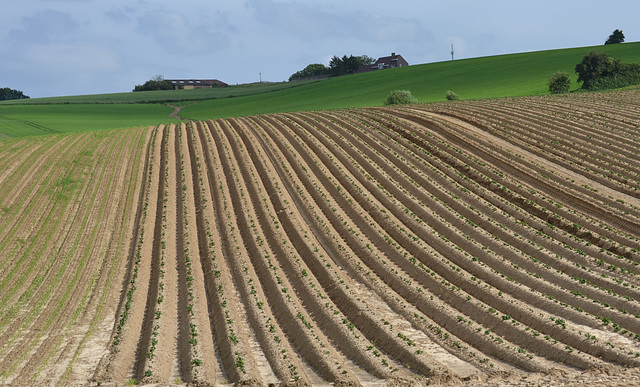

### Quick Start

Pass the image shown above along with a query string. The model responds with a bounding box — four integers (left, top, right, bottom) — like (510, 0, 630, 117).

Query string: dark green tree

(0, 87, 30, 100)
(605, 29, 625, 45)
(547, 71, 571, 94)
(575, 51, 619, 89)
(575, 51, 640, 90)
(329, 55, 347, 76)
(329, 55, 373, 76)
(289, 63, 330, 81)
(360, 55, 376, 66)
(133, 74, 172, 92)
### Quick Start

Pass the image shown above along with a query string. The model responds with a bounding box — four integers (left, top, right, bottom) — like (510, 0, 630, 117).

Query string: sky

(1, 0, 638, 98)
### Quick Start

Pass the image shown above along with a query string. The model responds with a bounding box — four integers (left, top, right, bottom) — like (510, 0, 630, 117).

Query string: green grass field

(1, 42, 639, 138)
(0, 104, 179, 137)
(0, 81, 311, 105)
(182, 42, 640, 120)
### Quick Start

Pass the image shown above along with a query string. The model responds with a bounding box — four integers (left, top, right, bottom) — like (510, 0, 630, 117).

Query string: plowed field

(1, 89, 640, 386)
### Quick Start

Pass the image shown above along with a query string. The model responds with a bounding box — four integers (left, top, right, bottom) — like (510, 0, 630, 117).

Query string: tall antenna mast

(451, 43, 454, 61)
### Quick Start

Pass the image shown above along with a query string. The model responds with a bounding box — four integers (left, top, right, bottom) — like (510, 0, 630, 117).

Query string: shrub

(289, 63, 330, 81)
(384, 90, 418, 106)
(548, 71, 571, 94)
(589, 63, 640, 90)
(445, 90, 460, 101)
(133, 75, 173, 92)
(575, 51, 640, 90)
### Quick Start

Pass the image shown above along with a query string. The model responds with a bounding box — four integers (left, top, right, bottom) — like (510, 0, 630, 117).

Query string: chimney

(392, 52, 396, 57)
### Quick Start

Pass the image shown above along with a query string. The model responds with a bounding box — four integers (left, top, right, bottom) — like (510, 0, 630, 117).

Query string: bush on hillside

(384, 90, 418, 106)
(133, 75, 173, 92)
(587, 65, 640, 90)
(445, 90, 460, 101)
(547, 72, 571, 94)
(289, 63, 330, 81)
(575, 51, 640, 90)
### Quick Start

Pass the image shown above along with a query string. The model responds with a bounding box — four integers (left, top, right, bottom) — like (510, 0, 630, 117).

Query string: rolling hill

(0, 88, 639, 386)
(1, 42, 639, 138)
(1, 42, 640, 386)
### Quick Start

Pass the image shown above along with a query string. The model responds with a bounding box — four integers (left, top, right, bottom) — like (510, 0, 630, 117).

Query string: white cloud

(2, 0, 640, 97)
(7, 9, 78, 45)
(245, 0, 432, 44)
(106, 7, 134, 24)
(24, 42, 120, 73)
(135, 9, 233, 55)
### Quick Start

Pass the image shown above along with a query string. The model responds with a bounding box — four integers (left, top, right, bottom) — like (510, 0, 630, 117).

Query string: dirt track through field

(1, 89, 640, 386)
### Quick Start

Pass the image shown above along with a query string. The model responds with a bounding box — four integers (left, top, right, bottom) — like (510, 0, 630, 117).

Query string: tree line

(133, 75, 173, 92)
(289, 55, 375, 81)
(0, 87, 29, 101)
(548, 29, 639, 93)
(549, 51, 640, 93)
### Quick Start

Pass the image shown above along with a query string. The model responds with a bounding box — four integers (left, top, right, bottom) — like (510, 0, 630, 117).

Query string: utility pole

(259, 72, 262, 83)
(451, 43, 454, 61)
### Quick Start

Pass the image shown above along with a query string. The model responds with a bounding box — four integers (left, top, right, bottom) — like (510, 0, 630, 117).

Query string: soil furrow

(103, 125, 164, 383)
(294, 111, 640, 366)
(197, 119, 264, 384)
(320, 111, 640, 334)
(17, 128, 137, 383)
(374, 108, 640, 260)
(214, 117, 355, 384)
(233, 116, 400, 383)
(279, 113, 615, 369)
(3, 88, 640, 386)
(259, 113, 541, 375)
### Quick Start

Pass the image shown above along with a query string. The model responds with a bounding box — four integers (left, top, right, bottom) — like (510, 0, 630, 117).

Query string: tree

(547, 71, 571, 94)
(605, 29, 625, 45)
(384, 90, 418, 106)
(133, 74, 173, 92)
(289, 63, 330, 81)
(360, 55, 376, 66)
(329, 55, 373, 76)
(329, 55, 347, 77)
(575, 51, 640, 90)
(292, 54, 374, 80)
(575, 51, 619, 89)
(0, 87, 29, 100)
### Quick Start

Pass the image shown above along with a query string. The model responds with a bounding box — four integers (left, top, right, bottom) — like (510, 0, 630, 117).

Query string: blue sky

(1, 0, 638, 98)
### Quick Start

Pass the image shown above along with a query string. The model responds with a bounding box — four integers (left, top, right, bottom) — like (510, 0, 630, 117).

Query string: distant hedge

(575, 51, 640, 90)
(0, 87, 29, 100)
(133, 75, 173, 92)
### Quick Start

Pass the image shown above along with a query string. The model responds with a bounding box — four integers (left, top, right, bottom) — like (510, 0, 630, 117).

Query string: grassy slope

(182, 42, 640, 120)
(0, 81, 310, 105)
(0, 82, 313, 138)
(0, 104, 179, 137)
(1, 42, 639, 138)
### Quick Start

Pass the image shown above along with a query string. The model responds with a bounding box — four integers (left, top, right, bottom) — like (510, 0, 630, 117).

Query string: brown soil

(1, 89, 640, 386)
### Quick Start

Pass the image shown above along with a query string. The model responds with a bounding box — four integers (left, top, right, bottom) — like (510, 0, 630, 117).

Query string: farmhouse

(357, 53, 409, 73)
(164, 79, 228, 90)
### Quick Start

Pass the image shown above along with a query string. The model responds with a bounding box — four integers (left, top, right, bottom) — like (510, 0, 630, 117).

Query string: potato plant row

(0, 127, 149, 384)
(1, 89, 639, 385)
